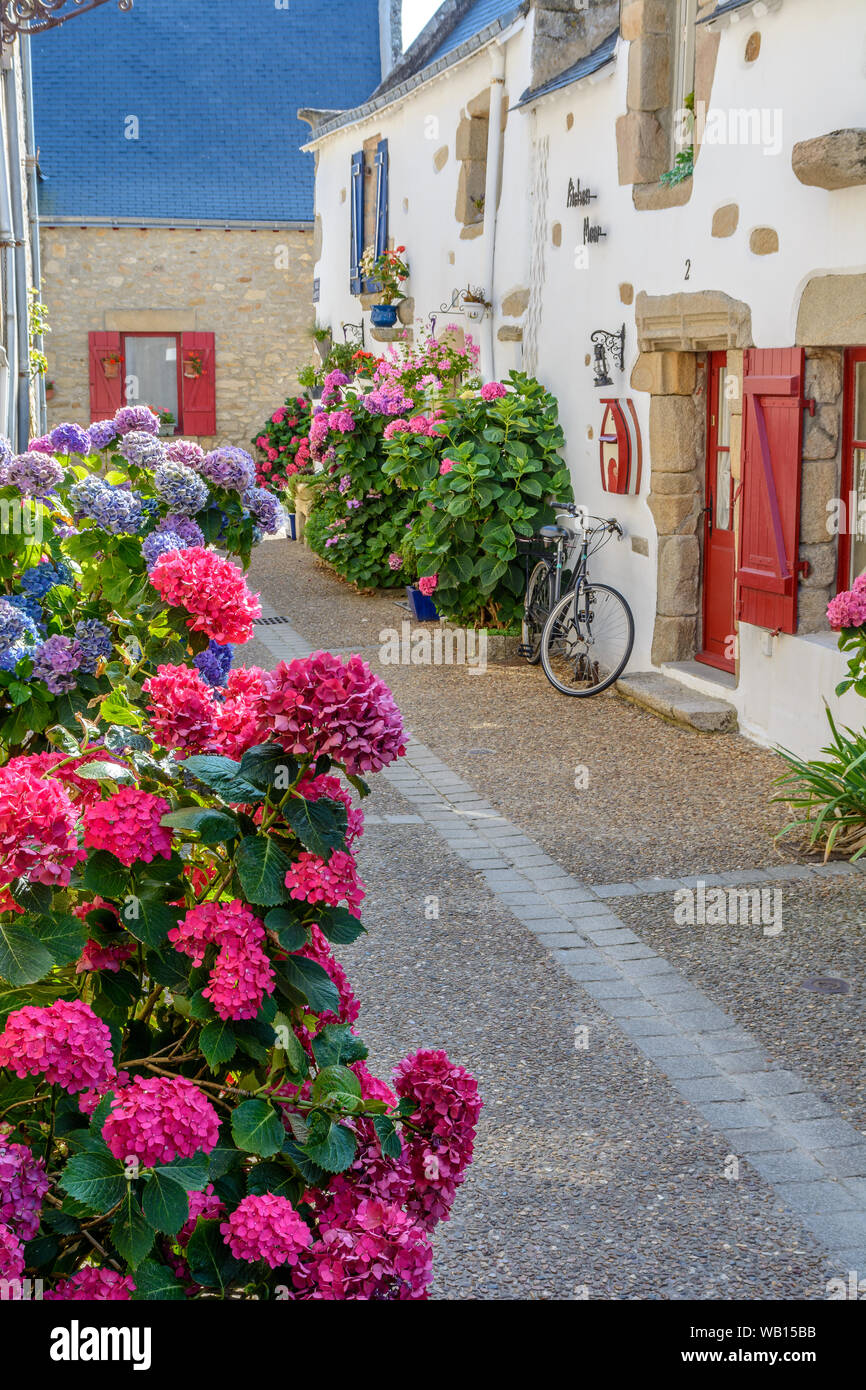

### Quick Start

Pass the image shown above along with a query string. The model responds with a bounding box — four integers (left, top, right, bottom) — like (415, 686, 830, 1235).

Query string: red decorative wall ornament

(599, 398, 642, 495)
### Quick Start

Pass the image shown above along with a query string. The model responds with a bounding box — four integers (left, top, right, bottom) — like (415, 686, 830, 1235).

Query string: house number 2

(684, 259, 691, 280)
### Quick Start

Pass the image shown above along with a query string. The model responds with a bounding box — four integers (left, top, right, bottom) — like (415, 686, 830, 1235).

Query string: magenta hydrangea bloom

(0, 1142, 51, 1241)
(179, 1184, 224, 1245)
(103, 1075, 220, 1167)
(0, 999, 116, 1096)
(44, 1268, 136, 1301)
(143, 663, 217, 753)
(294, 1198, 432, 1300)
(417, 574, 438, 597)
(298, 926, 360, 1028)
(296, 771, 364, 846)
(392, 1049, 482, 1231)
(0, 1224, 24, 1281)
(149, 547, 261, 646)
(164, 440, 206, 468)
(256, 651, 405, 775)
(480, 381, 507, 401)
(285, 849, 365, 918)
(75, 938, 136, 975)
(827, 578, 866, 630)
(0, 760, 84, 888)
(222, 1193, 312, 1269)
(82, 786, 172, 867)
(168, 900, 275, 1022)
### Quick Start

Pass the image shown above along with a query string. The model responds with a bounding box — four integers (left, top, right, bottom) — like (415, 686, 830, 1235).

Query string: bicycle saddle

(539, 524, 570, 540)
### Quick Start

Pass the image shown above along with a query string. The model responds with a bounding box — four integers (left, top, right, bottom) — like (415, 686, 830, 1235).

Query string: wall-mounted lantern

(590, 324, 625, 388)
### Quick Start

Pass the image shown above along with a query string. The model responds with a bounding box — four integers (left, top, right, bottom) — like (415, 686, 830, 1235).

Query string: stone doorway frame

(632, 290, 753, 668)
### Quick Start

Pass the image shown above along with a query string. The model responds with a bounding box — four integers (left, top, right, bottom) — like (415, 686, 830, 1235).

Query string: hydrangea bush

(0, 479, 481, 1299)
(0, 408, 284, 749)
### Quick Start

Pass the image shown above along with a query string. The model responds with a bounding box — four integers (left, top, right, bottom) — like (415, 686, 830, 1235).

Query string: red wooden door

(697, 351, 736, 672)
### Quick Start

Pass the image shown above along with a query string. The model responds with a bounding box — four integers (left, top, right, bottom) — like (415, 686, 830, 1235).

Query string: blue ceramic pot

(371, 303, 399, 327)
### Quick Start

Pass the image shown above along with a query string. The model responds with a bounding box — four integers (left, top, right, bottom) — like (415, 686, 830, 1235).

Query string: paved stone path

(244, 589, 866, 1296)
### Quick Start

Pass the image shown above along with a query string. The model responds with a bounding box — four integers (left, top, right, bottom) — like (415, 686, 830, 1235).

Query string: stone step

(615, 671, 738, 734)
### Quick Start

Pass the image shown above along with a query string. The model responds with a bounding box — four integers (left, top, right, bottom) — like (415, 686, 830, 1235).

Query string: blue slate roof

(424, 0, 520, 64)
(31, 0, 383, 223)
(516, 28, 618, 107)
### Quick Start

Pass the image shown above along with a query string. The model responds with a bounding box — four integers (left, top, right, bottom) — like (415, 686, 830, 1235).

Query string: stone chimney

(531, 0, 619, 92)
(379, 0, 403, 81)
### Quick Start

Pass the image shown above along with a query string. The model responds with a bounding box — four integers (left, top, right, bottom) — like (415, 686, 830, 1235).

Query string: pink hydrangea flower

(103, 1075, 220, 1167)
(439, 459, 456, 475)
(4, 751, 109, 810)
(0, 1225, 24, 1281)
(392, 1048, 482, 1231)
(179, 1184, 225, 1245)
(383, 419, 411, 439)
(0, 1142, 51, 1241)
(0, 760, 84, 889)
(329, 411, 355, 434)
(150, 546, 261, 645)
(417, 575, 438, 597)
(827, 583, 866, 630)
(222, 1193, 312, 1269)
(0, 1000, 116, 1096)
(480, 381, 507, 401)
(294, 925, 360, 1030)
(143, 664, 217, 753)
(285, 849, 365, 918)
(294, 1198, 432, 1300)
(44, 1268, 136, 1301)
(210, 666, 269, 759)
(169, 900, 275, 1022)
(388, 553, 403, 570)
(76, 938, 136, 975)
(255, 651, 406, 776)
(296, 772, 364, 846)
(83, 787, 172, 867)
(271, 408, 287, 425)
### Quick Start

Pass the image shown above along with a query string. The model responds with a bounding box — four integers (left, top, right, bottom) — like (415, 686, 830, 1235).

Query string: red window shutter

(88, 331, 123, 423)
(736, 347, 806, 635)
(180, 332, 216, 437)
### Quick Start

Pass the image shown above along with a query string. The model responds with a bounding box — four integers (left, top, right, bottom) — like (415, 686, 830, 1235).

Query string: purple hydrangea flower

(28, 435, 53, 453)
(200, 446, 256, 493)
(88, 419, 119, 451)
(7, 452, 64, 499)
(74, 619, 113, 674)
(50, 422, 92, 457)
(68, 477, 144, 535)
(193, 639, 234, 688)
(152, 462, 209, 516)
(141, 530, 187, 570)
(164, 440, 205, 468)
(0, 435, 12, 484)
(31, 634, 83, 694)
(112, 405, 160, 437)
(118, 430, 166, 470)
(157, 514, 204, 546)
(361, 383, 414, 416)
(20, 560, 72, 599)
(243, 486, 286, 535)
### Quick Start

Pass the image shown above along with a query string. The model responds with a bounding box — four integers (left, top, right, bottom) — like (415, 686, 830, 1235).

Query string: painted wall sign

(566, 177, 596, 208)
(312, 278, 320, 303)
(583, 218, 607, 244)
(599, 398, 642, 495)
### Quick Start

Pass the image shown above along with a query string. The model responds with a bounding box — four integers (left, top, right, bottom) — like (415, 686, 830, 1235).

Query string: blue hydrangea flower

(193, 639, 234, 688)
(0, 435, 12, 484)
(200, 446, 256, 494)
(244, 486, 287, 535)
(0, 598, 40, 654)
(68, 477, 144, 535)
(50, 422, 92, 457)
(74, 619, 113, 673)
(141, 530, 187, 571)
(159, 514, 204, 546)
(88, 419, 119, 451)
(119, 430, 166, 470)
(152, 462, 209, 516)
(20, 560, 72, 599)
(7, 592, 44, 628)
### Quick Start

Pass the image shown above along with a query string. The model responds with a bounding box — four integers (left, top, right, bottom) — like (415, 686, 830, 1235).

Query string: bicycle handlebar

(551, 503, 624, 536)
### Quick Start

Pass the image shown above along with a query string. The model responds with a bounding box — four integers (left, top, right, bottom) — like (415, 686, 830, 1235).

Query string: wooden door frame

(837, 346, 866, 593)
(697, 349, 736, 673)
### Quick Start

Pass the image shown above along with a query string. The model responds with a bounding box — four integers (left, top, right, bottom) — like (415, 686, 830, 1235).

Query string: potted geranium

(361, 245, 409, 327)
(155, 406, 176, 436)
(462, 288, 488, 323)
(101, 352, 122, 379)
(45, 379, 55, 401)
(183, 349, 204, 379)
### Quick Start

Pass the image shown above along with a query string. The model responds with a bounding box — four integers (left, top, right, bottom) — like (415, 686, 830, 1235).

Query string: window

(672, 0, 697, 162)
(88, 330, 216, 436)
(839, 348, 866, 586)
(349, 138, 389, 295)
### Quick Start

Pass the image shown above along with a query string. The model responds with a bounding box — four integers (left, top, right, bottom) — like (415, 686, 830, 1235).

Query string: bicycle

(522, 503, 635, 697)
(519, 504, 582, 664)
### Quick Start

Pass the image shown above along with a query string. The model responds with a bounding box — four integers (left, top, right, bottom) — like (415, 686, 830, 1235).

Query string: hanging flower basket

(183, 353, 205, 379)
(101, 357, 121, 379)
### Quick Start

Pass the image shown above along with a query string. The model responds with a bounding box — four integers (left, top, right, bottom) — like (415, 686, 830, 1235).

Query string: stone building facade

(40, 226, 314, 449)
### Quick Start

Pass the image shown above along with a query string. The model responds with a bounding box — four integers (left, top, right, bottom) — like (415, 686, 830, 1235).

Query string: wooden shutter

(180, 332, 216, 437)
(736, 346, 806, 635)
(88, 331, 123, 422)
(350, 150, 364, 294)
(374, 139, 389, 259)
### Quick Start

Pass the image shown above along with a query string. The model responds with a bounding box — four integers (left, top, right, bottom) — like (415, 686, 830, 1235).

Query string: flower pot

(464, 304, 484, 322)
(158, 423, 175, 436)
(371, 303, 398, 328)
(286, 511, 297, 541)
(406, 584, 439, 621)
(102, 360, 120, 379)
(183, 363, 202, 379)
(45, 387, 55, 401)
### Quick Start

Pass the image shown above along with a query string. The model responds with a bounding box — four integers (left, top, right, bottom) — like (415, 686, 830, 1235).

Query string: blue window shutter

(374, 139, 389, 260)
(350, 150, 364, 294)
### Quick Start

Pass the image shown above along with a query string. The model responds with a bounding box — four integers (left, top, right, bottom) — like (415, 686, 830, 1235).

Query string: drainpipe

(0, 66, 18, 443)
(480, 43, 506, 383)
(4, 59, 30, 450)
(21, 36, 44, 437)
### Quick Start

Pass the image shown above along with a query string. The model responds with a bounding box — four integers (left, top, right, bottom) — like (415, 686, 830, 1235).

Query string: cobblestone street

(237, 538, 866, 1299)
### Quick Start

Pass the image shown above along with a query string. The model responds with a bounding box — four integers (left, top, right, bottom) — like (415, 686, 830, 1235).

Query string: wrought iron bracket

(591, 324, 625, 373)
(341, 321, 365, 348)
(428, 285, 489, 331)
(1, 0, 132, 49)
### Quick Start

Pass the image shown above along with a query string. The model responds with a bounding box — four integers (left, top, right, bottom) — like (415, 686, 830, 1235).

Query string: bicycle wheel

(521, 560, 552, 664)
(540, 582, 634, 696)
